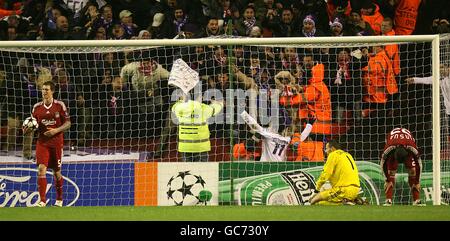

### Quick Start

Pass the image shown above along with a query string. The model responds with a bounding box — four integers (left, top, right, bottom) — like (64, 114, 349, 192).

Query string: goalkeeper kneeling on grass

(310, 140, 361, 205)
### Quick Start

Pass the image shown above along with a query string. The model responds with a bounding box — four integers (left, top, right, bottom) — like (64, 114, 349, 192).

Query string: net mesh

(0, 36, 448, 206)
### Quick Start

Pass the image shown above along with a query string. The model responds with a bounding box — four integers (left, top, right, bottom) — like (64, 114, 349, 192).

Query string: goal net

(0, 35, 447, 207)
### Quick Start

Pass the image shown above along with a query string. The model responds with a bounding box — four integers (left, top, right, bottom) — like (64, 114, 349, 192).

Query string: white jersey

(240, 111, 312, 162)
(413, 76, 450, 115)
(258, 129, 291, 162)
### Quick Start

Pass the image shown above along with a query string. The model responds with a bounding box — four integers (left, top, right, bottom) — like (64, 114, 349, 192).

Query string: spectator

(177, 23, 199, 39)
(0, 58, 39, 160)
(205, 46, 228, 76)
(361, 45, 397, 119)
(21, 0, 46, 26)
(121, 50, 169, 136)
(394, 0, 421, 35)
(148, 12, 166, 39)
(253, 0, 279, 23)
(44, 15, 84, 40)
(0, 1, 22, 18)
(49, 0, 102, 27)
(299, 14, 326, 37)
(234, 6, 262, 37)
(119, 10, 137, 38)
(196, 17, 224, 38)
(328, 48, 368, 126)
(278, 47, 300, 72)
(93, 25, 106, 39)
(360, 0, 384, 35)
(2, 26, 21, 40)
(263, 7, 297, 37)
(92, 4, 115, 39)
(347, 8, 375, 36)
(431, 18, 450, 34)
(53, 68, 84, 146)
(279, 52, 332, 162)
(248, 25, 262, 38)
(80, 2, 100, 39)
(174, 45, 207, 77)
(110, 23, 127, 39)
(294, 0, 330, 32)
(381, 18, 400, 76)
(42, 5, 60, 32)
(164, 6, 191, 38)
(328, 17, 345, 37)
(218, 0, 240, 25)
(121, 50, 168, 93)
(137, 29, 151, 39)
(326, 0, 352, 22)
(0, 14, 30, 37)
(95, 76, 138, 139)
(230, 45, 246, 71)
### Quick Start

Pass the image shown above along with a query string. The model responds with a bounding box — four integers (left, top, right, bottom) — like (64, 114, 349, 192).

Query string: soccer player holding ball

(380, 127, 424, 206)
(23, 81, 71, 207)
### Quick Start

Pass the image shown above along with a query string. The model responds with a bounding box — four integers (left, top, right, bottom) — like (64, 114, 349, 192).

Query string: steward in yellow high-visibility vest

(172, 98, 223, 162)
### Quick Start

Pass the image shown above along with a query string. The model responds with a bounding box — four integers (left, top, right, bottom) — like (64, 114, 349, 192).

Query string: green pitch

(1, 206, 450, 221)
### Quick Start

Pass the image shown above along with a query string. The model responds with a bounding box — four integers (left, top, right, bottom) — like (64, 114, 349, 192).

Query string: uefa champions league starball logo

(166, 171, 211, 206)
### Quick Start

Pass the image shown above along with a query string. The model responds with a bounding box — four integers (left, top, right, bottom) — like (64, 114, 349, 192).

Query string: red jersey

(382, 127, 419, 160)
(32, 99, 70, 148)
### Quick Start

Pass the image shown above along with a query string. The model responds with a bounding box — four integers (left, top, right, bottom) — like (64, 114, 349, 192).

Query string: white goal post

(0, 35, 446, 206)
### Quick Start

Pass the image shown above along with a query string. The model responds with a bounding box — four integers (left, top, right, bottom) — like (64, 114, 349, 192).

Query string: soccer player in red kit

(23, 81, 71, 207)
(380, 127, 424, 206)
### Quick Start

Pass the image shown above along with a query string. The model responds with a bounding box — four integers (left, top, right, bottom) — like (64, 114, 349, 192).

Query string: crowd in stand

(0, 0, 448, 41)
(1, 0, 450, 161)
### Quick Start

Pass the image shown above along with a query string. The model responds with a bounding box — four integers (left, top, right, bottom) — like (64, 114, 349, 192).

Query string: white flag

(168, 58, 199, 94)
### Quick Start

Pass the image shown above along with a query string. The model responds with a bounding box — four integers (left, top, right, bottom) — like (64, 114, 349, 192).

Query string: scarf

(243, 17, 256, 35)
(138, 61, 154, 76)
(302, 27, 316, 37)
(174, 16, 188, 33)
(302, 25, 317, 37)
(334, 61, 350, 85)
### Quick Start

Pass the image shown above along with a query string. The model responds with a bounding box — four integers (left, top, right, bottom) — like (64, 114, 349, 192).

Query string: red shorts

(36, 143, 63, 172)
(383, 155, 421, 184)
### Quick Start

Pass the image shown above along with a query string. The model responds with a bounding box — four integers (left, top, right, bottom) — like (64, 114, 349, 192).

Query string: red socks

(409, 176, 420, 201)
(55, 176, 63, 201)
(38, 176, 47, 203)
(38, 176, 64, 203)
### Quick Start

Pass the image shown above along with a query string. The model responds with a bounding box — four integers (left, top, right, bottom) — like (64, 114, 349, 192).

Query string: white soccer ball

(166, 171, 206, 206)
(22, 116, 39, 130)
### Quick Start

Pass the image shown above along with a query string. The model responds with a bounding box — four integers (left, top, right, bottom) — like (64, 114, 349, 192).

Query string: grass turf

(1, 205, 449, 221)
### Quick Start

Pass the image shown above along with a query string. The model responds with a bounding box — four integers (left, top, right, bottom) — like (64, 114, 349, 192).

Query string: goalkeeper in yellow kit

(310, 140, 361, 205)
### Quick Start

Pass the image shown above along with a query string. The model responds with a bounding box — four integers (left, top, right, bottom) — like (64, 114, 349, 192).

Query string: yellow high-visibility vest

(172, 100, 223, 153)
